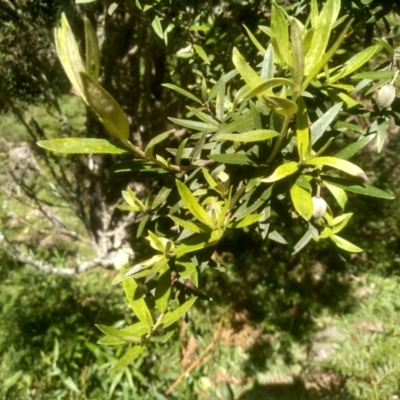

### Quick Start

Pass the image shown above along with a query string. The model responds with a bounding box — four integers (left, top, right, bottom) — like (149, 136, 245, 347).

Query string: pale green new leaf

(161, 297, 198, 328)
(304, 156, 368, 181)
(243, 78, 295, 99)
(228, 213, 263, 229)
(168, 215, 207, 233)
(109, 345, 146, 372)
(218, 129, 279, 142)
(55, 13, 86, 99)
(271, 1, 291, 67)
(176, 180, 213, 227)
(330, 235, 363, 253)
(147, 231, 165, 252)
(155, 265, 171, 313)
(324, 180, 348, 209)
(296, 97, 310, 160)
(84, 17, 100, 80)
(260, 162, 299, 183)
(291, 18, 305, 93)
(95, 324, 144, 343)
(80, 72, 129, 142)
(329, 44, 381, 83)
(290, 183, 313, 221)
(194, 44, 211, 64)
(151, 15, 163, 39)
(304, 0, 340, 76)
(123, 278, 154, 327)
(261, 95, 298, 117)
(37, 138, 128, 154)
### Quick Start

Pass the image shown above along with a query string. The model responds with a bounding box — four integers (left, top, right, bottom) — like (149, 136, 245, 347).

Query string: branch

(1, 235, 116, 276)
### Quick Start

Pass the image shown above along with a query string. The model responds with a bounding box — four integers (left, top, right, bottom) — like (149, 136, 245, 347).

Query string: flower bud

(312, 196, 327, 219)
(376, 84, 396, 109)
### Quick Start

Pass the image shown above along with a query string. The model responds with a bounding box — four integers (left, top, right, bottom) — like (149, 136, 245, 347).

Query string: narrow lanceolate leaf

(95, 324, 144, 343)
(162, 83, 203, 104)
(194, 44, 211, 64)
(296, 97, 310, 160)
(168, 215, 208, 233)
(145, 130, 174, 158)
(123, 278, 154, 327)
(80, 72, 130, 142)
(37, 138, 128, 154)
(208, 153, 255, 165)
(168, 117, 218, 132)
(232, 47, 264, 92)
(55, 13, 86, 99)
(261, 44, 274, 80)
(330, 235, 363, 253)
(228, 213, 263, 229)
(310, 102, 342, 144)
(291, 18, 305, 93)
(324, 180, 348, 209)
(335, 135, 375, 160)
(109, 345, 146, 372)
(321, 176, 395, 199)
(155, 264, 171, 313)
(271, 1, 291, 67)
(161, 297, 198, 328)
(243, 78, 295, 99)
(176, 180, 213, 227)
(84, 17, 100, 80)
(304, 156, 368, 181)
(290, 184, 313, 221)
(260, 162, 299, 183)
(151, 15, 164, 39)
(218, 130, 279, 142)
(261, 95, 298, 117)
(328, 44, 381, 83)
(304, 0, 340, 76)
(243, 24, 265, 54)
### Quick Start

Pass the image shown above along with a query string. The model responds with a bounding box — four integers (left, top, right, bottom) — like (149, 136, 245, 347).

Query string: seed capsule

(376, 84, 396, 109)
(312, 196, 327, 219)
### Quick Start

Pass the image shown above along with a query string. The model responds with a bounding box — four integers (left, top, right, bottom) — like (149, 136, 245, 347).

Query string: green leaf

(152, 185, 173, 209)
(162, 83, 203, 104)
(84, 17, 100, 80)
(324, 180, 348, 209)
(97, 336, 126, 346)
(232, 47, 264, 93)
(95, 324, 146, 343)
(310, 102, 342, 144)
(176, 257, 198, 287)
(243, 78, 295, 99)
(304, 0, 340, 76)
(168, 215, 208, 233)
(161, 297, 198, 328)
(155, 265, 171, 313)
(121, 187, 145, 211)
(145, 130, 174, 158)
(260, 162, 299, 183)
(109, 345, 146, 372)
(176, 180, 213, 226)
(151, 15, 163, 39)
(296, 97, 310, 159)
(208, 153, 255, 165)
(330, 235, 363, 253)
(290, 183, 313, 221)
(218, 129, 279, 143)
(271, 1, 291, 67)
(55, 14, 86, 99)
(261, 44, 274, 81)
(243, 24, 265, 54)
(291, 18, 305, 93)
(128, 257, 169, 280)
(377, 119, 386, 153)
(335, 134, 375, 160)
(228, 213, 263, 229)
(304, 156, 368, 181)
(303, 18, 352, 89)
(123, 278, 154, 327)
(321, 176, 395, 199)
(351, 70, 394, 80)
(37, 138, 128, 154)
(80, 72, 130, 142)
(147, 231, 165, 252)
(329, 44, 381, 83)
(193, 44, 211, 64)
(168, 117, 218, 132)
(261, 95, 298, 117)
(268, 230, 287, 244)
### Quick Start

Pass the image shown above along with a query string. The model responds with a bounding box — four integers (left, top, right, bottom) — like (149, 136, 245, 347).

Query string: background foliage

(1, 0, 400, 399)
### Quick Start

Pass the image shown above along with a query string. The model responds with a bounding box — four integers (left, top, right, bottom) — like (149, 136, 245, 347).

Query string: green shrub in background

(38, 0, 397, 369)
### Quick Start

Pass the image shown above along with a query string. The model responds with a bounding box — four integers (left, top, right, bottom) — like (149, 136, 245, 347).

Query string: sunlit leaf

(218, 129, 279, 142)
(290, 183, 313, 221)
(109, 345, 146, 372)
(260, 162, 299, 183)
(161, 297, 198, 328)
(330, 235, 363, 253)
(37, 138, 128, 154)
